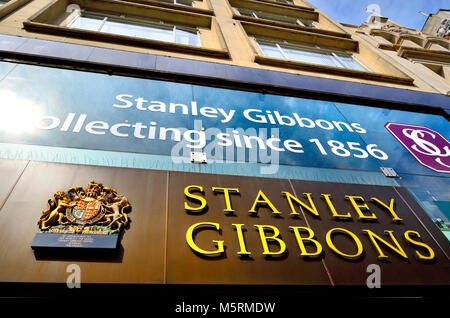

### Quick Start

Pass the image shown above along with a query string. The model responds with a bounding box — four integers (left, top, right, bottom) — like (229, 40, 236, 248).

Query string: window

(154, 0, 194, 7)
(257, 39, 368, 71)
(272, 0, 294, 4)
(68, 11, 201, 47)
(236, 7, 317, 28)
(23, 0, 229, 59)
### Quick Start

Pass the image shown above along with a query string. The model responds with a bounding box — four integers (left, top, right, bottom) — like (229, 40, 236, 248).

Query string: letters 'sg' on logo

(385, 122, 450, 173)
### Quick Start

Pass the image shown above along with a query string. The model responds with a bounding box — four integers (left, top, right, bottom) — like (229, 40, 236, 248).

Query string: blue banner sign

(0, 61, 448, 176)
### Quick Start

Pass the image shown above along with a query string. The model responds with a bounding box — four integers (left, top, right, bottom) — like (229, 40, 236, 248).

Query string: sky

(307, 0, 449, 30)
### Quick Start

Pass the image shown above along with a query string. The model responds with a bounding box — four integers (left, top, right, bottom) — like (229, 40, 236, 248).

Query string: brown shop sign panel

(166, 172, 450, 286)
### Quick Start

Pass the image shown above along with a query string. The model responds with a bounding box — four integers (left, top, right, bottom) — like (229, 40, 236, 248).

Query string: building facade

(351, 15, 450, 95)
(0, 0, 448, 307)
(422, 9, 450, 39)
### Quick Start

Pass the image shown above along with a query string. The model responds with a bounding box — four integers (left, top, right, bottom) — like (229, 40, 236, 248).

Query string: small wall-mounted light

(191, 152, 207, 164)
(380, 167, 398, 178)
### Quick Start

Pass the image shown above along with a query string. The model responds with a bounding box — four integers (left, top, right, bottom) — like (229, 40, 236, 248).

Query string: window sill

(233, 15, 350, 39)
(0, 0, 31, 19)
(23, 21, 230, 59)
(254, 55, 414, 85)
(377, 43, 396, 51)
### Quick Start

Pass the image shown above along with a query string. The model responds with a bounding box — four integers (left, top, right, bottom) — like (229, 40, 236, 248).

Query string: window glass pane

(336, 54, 367, 71)
(256, 11, 298, 24)
(298, 19, 317, 28)
(176, 28, 200, 46)
(175, 0, 194, 6)
(155, 0, 173, 4)
(273, 0, 294, 4)
(282, 46, 337, 67)
(69, 11, 200, 47)
(258, 39, 369, 72)
(258, 43, 284, 59)
(102, 19, 174, 42)
(155, 0, 193, 6)
(69, 16, 103, 32)
(330, 55, 346, 68)
(236, 8, 302, 26)
(101, 20, 135, 37)
(236, 8, 254, 18)
(142, 25, 174, 42)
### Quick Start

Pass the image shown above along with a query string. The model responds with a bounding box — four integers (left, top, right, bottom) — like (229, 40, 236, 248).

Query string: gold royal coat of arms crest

(31, 181, 131, 250)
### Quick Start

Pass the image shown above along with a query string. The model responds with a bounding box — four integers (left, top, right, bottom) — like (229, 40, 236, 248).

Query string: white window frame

(236, 7, 318, 29)
(256, 37, 368, 71)
(68, 10, 201, 46)
(296, 19, 305, 27)
(331, 52, 349, 68)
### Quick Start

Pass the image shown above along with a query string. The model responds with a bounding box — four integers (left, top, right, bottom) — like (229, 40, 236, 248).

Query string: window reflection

(398, 174, 450, 241)
(69, 16, 103, 31)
